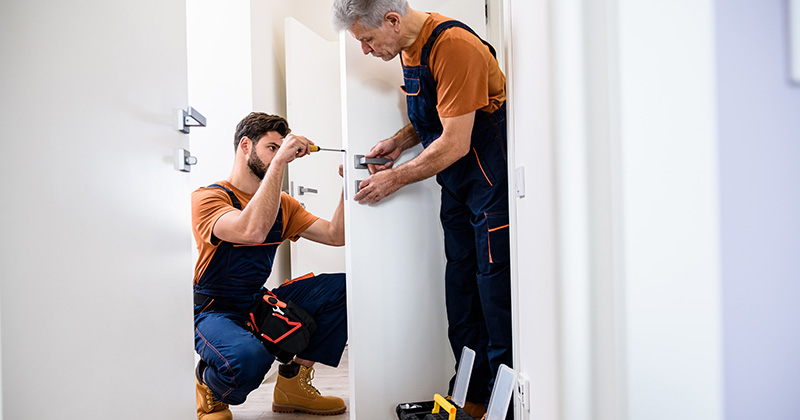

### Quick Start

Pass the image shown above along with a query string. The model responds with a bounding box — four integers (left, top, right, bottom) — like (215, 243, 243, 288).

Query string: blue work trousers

(437, 108, 512, 405)
(194, 273, 347, 405)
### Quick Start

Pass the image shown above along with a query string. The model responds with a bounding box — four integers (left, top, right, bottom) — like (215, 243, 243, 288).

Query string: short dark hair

(233, 112, 291, 151)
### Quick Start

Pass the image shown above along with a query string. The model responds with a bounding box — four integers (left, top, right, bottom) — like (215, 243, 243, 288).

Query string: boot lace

(300, 366, 321, 396)
(205, 386, 224, 409)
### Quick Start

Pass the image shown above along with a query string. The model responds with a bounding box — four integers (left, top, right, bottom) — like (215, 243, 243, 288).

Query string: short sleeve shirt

(401, 13, 506, 118)
(191, 180, 319, 284)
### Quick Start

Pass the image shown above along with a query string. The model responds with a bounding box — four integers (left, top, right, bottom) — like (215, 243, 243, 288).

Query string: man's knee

(315, 272, 346, 299)
(232, 341, 273, 383)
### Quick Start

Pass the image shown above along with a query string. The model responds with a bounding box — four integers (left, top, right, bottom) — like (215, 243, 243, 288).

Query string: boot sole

(272, 403, 346, 416)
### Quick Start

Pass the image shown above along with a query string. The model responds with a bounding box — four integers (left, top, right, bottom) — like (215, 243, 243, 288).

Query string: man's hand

(366, 137, 401, 174)
(275, 134, 314, 165)
(353, 169, 402, 205)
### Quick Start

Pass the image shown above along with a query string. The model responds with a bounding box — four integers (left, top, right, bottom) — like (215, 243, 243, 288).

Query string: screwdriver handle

(310, 144, 320, 152)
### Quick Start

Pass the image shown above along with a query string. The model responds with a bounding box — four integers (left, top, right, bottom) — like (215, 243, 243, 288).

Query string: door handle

(354, 154, 392, 169)
(175, 106, 207, 133)
(298, 185, 318, 195)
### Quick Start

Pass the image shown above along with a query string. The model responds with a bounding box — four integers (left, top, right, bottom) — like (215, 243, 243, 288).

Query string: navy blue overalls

(400, 21, 512, 405)
(193, 184, 347, 404)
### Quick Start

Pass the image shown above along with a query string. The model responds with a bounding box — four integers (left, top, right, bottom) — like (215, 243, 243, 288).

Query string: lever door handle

(175, 106, 207, 133)
(354, 154, 393, 169)
(298, 185, 318, 195)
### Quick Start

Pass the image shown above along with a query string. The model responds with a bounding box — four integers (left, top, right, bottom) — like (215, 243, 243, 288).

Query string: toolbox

(395, 347, 518, 420)
(396, 394, 474, 420)
(396, 347, 476, 420)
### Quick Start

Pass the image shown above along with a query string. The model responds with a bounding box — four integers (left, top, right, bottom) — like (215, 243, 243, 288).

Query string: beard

(247, 152, 268, 180)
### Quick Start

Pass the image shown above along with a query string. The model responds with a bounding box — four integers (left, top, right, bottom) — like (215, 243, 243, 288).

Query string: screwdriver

(310, 145, 345, 153)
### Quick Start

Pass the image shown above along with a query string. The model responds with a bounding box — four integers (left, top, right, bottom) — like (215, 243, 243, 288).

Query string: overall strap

(208, 183, 241, 210)
(421, 20, 497, 67)
(205, 183, 284, 238)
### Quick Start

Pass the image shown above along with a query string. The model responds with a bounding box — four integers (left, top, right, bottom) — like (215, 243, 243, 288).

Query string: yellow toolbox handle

(432, 394, 456, 420)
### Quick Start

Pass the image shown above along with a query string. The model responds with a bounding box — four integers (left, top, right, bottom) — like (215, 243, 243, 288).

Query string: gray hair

(331, 0, 409, 31)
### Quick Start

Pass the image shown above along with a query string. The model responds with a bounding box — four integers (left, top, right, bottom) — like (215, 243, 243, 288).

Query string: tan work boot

(196, 379, 232, 420)
(272, 365, 346, 415)
(462, 400, 486, 418)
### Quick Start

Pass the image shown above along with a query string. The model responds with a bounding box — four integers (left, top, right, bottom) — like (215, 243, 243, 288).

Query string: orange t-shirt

(191, 180, 319, 284)
(401, 13, 506, 118)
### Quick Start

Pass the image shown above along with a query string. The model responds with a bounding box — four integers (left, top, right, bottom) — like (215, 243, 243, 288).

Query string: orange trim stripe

(279, 272, 315, 288)
(198, 298, 215, 315)
(488, 235, 494, 264)
(261, 313, 302, 343)
(488, 224, 509, 232)
(249, 313, 259, 333)
(473, 148, 493, 186)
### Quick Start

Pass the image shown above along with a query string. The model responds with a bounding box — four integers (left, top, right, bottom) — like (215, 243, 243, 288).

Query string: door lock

(174, 148, 197, 172)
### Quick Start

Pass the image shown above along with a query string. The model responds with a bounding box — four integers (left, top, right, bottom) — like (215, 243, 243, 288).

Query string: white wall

(716, 1, 800, 418)
(506, 0, 561, 419)
(511, 1, 724, 420)
(616, 2, 723, 419)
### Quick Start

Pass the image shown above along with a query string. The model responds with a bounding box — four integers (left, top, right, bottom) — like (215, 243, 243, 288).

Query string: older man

(332, 1, 511, 418)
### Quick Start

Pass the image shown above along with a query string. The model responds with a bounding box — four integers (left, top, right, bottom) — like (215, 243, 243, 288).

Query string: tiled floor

(230, 347, 350, 420)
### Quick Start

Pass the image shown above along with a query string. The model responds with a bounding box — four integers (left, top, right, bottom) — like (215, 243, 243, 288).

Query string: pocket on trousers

(486, 212, 510, 265)
(401, 77, 421, 96)
(473, 148, 495, 186)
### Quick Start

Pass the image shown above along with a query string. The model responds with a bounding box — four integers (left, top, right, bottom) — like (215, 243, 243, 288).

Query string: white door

(285, 3, 487, 280)
(339, 2, 487, 419)
(285, 17, 347, 278)
(0, 1, 194, 419)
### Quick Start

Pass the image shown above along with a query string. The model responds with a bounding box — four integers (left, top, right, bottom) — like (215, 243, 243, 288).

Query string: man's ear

(239, 136, 251, 154)
(385, 12, 401, 30)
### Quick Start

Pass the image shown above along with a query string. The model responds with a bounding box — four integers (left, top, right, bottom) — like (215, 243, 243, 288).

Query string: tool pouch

(194, 291, 317, 363)
(247, 291, 317, 363)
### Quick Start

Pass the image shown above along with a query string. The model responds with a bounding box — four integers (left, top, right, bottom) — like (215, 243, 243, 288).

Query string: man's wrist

(263, 160, 287, 183)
